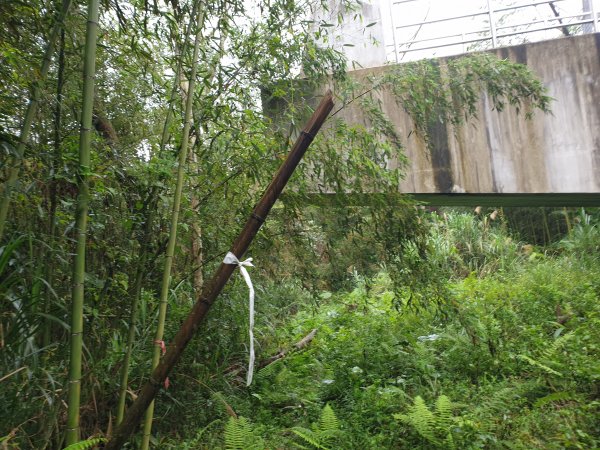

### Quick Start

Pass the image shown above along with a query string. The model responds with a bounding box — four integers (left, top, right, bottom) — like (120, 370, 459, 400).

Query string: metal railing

(386, 0, 599, 62)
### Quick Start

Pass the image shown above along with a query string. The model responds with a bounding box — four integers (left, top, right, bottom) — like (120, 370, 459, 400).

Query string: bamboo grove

(0, 0, 553, 447)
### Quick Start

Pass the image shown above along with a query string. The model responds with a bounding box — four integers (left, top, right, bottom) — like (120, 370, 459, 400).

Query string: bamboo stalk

(186, 14, 228, 301)
(140, 8, 205, 449)
(115, 242, 148, 425)
(157, 1, 200, 156)
(43, 27, 66, 350)
(0, 0, 72, 241)
(104, 91, 334, 450)
(64, 0, 100, 444)
(115, 0, 200, 426)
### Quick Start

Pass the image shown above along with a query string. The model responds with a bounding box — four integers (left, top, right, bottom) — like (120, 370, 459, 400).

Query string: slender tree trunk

(183, 83, 201, 299)
(156, 0, 200, 159)
(104, 91, 334, 450)
(0, 0, 72, 241)
(185, 16, 229, 297)
(116, 255, 147, 424)
(43, 28, 66, 349)
(190, 175, 204, 295)
(114, 0, 199, 424)
(184, 137, 203, 296)
(114, 190, 164, 426)
(140, 9, 205, 449)
(65, 0, 99, 444)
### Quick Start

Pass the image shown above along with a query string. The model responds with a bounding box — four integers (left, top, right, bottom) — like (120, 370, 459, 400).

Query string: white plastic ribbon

(223, 251, 256, 386)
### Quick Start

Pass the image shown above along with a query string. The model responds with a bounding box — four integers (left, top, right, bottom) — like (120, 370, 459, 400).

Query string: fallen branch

(257, 328, 318, 370)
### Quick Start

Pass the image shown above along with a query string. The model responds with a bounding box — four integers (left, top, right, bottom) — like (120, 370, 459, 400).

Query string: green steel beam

(287, 193, 600, 207)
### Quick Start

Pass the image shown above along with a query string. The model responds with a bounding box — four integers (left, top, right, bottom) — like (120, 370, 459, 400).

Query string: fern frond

(533, 391, 578, 409)
(434, 395, 453, 430)
(62, 437, 106, 450)
(318, 404, 339, 434)
(224, 416, 261, 450)
(436, 396, 458, 450)
(518, 354, 562, 376)
(541, 332, 574, 361)
(395, 396, 437, 444)
(486, 386, 519, 414)
(444, 431, 457, 450)
(292, 426, 328, 450)
(291, 404, 340, 449)
(318, 404, 340, 446)
(394, 395, 463, 448)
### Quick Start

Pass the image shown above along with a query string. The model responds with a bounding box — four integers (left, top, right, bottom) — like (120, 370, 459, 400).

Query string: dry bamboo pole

(104, 91, 334, 450)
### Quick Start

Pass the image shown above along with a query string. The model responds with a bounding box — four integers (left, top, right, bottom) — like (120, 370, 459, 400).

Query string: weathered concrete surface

(324, 33, 600, 195)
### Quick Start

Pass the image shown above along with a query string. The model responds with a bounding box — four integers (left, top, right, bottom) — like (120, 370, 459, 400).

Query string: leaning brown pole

(105, 91, 334, 449)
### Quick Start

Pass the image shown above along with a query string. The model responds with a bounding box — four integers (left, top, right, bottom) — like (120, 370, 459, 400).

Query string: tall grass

(426, 210, 523, 278)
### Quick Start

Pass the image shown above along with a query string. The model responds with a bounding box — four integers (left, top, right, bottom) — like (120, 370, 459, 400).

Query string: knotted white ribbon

(223, 252, 256, 386)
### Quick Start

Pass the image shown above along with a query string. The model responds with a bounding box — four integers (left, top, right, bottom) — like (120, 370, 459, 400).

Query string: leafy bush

(394, 395, 470, 449)
(227, 211, 597, 447)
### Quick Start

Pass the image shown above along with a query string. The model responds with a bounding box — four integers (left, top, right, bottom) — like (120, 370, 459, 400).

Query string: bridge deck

(325, 33, 600, 199)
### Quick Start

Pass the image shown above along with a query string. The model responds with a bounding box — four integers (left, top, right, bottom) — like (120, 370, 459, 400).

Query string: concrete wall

(324, 33, 600, 194)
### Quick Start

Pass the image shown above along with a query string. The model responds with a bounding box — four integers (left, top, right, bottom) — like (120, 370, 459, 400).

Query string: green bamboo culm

(114, 0, 200, 426)
(115, 248, 148, 425)
(0, 0, 73, 241)
(140, 7, 205, 449)
(65, 0, 100, 444)
(43, 27, 67, 350)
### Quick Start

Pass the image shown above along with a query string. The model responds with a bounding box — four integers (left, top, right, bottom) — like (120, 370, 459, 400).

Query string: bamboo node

(300, 130, 315, 141)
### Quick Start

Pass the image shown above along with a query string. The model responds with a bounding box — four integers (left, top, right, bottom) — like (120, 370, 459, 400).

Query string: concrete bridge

(307, 33, 600, 206)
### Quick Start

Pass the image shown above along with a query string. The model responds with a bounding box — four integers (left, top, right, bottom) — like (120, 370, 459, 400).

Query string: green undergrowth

(161, 212, 600, 449)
